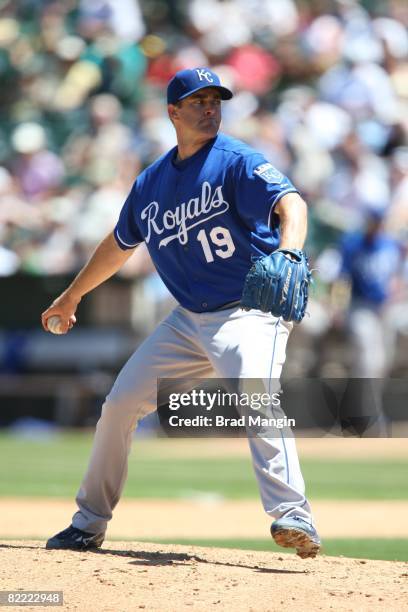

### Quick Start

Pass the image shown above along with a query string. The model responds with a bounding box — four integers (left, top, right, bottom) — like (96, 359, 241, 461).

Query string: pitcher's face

(168, 88, 222, 140)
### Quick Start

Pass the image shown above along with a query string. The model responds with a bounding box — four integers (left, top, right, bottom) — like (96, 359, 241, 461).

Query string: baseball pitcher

(42, 68, 320, 559)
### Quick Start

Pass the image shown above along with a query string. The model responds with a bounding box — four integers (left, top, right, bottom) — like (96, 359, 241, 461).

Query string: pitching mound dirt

(1, 541, 407, 612)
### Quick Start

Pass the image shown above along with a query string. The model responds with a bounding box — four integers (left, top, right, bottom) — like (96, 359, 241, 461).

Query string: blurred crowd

(0, 0, 407, 291)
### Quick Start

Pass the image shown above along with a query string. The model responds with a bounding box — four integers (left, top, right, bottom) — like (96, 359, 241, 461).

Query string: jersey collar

(171, 135, 218, 170)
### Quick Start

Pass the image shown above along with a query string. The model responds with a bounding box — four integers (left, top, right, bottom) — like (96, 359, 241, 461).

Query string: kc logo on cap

(195, 69, 214, 83)
(167, 67, 233, 105)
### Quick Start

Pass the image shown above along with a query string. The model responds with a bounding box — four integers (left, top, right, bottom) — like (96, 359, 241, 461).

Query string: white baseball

(47, 315, 64, 335)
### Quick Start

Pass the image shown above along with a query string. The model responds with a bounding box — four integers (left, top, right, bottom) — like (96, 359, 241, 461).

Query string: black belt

(211, 300, 241, 312)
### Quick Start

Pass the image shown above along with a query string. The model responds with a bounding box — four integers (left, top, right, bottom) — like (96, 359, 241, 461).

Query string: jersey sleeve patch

(253, 163, 284, 184)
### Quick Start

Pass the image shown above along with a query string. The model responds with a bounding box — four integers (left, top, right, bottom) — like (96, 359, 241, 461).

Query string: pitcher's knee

(98, 393, 154, 428)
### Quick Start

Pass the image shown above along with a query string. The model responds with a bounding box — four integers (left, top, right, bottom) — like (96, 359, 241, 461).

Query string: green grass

(0, 432, 407, 500)
(136, 538, 408, 562)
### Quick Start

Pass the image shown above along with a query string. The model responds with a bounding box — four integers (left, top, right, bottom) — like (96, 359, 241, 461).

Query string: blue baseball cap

(167, 68, 233, 105)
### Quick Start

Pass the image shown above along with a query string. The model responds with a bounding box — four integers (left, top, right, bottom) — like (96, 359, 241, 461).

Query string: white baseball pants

(72, 305, 313, 534)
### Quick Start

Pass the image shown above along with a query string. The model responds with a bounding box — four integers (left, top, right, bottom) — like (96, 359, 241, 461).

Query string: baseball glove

(240, 249, 311, 323)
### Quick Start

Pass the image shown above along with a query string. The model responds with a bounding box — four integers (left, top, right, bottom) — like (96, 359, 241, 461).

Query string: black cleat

(46, 525, 105, 551)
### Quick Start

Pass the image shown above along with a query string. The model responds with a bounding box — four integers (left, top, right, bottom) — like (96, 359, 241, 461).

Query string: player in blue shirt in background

(42, 68, 320, 558)
(328, 209, 405, 436)
(340, 209, 403, 379)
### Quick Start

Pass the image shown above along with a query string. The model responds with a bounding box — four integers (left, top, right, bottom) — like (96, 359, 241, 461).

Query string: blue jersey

(114, 133, 298, 312)
(341, 232, 401, 305)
